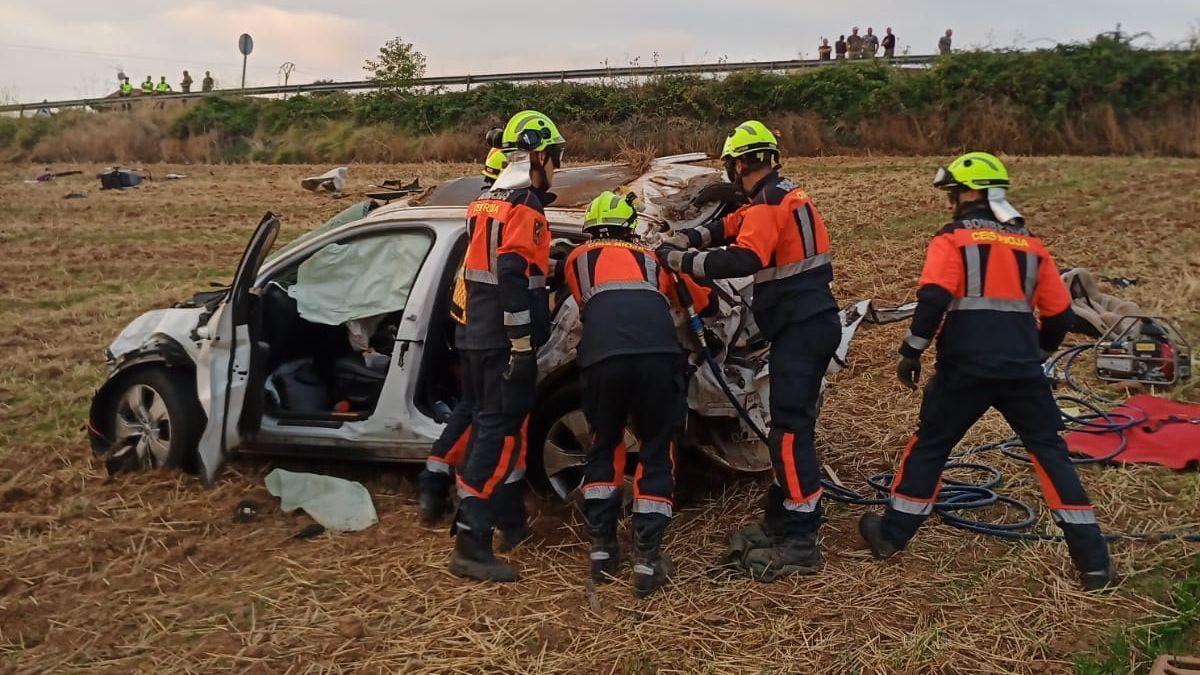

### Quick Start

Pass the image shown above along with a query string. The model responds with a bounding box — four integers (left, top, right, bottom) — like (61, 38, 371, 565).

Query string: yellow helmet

(721, 120, 779, 160)
(933, 152, 1010, 191)
(583, 190, 638, 235)
(482, 148, 509, 182)
(496, 110, 565, 152)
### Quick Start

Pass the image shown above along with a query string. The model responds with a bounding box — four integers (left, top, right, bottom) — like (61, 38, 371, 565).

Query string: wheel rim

(541, 409, 640, 501)
(112, 384, 172, 469)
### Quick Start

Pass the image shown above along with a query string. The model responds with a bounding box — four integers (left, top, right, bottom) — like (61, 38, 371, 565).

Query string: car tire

(100, 367, 205, 474)
(527, 379, 638, 504)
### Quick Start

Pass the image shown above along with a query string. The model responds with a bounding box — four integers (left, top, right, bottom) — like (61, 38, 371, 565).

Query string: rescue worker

(418, 144, 517, 526)
(119, 77, 133, 97)
(449, 110, 564, 583)
(141, 76, 154, 95)
(155, 76, 171, 94)
(657, 121, 840, 578)
(564, 191, 712, 597)
(858, 152, 1116, 591)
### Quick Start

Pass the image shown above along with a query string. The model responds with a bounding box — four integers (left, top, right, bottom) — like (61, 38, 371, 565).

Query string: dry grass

(0, 157, 1197, 673)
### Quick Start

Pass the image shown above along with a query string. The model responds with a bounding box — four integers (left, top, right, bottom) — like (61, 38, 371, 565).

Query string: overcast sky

(1, 0, 1196, 102)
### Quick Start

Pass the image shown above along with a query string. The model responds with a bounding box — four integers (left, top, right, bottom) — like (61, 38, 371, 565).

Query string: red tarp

(1067, 394, 1200, 470)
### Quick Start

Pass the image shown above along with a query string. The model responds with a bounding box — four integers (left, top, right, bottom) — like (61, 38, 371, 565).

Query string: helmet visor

(932, 165, 956, 189)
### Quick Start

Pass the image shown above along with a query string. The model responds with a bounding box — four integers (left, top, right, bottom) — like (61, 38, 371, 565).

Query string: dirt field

(0, 157, 1197, 674)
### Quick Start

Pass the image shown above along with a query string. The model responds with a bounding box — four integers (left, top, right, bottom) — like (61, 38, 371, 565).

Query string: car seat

(332, 354, 390, 411)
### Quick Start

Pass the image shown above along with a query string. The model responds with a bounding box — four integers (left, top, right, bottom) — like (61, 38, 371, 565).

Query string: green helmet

(482, 147, 509, 182)
(933, 152, 1010, 191)
(721, 120, 779, 159)
(498, 110, 565, 152)
(583, 191, 638, 234)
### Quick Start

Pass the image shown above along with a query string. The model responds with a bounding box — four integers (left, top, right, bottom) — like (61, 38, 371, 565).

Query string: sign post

(238, 33, 254, 89)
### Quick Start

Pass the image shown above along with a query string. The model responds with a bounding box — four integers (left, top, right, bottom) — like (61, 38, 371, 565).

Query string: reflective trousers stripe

(904, 330, 931, 351)
(583, 484, 620, 500)
(528, 275, 546, 289)
(947, 297, 1032, 312)
(1053, 508, 1097, 525)
(752, 251, 832, 283)
(890, 494, 935, 516)
(783, 488, 823, 512)
(504, 467, 525, 484)
(633, 497, 673, 518)
(425, 458, 451, 474)
(580, 280, 661, 302)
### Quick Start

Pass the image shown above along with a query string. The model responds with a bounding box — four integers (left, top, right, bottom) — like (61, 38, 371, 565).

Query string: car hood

(107, 307, 206, 365)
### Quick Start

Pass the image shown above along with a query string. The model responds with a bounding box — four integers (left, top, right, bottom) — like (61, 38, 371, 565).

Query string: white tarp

(287, 233, 431, 326)
(265, 469, 378, 532)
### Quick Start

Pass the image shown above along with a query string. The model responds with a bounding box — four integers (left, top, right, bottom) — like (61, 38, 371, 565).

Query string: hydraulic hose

(663, 284, 1200, 545)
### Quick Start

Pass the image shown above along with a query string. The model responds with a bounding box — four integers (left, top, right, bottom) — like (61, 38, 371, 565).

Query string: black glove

(550, 239, 575, 262)
(897, 355, 922, 391)
(504, 350, 536, 382)
(659, 231, 691, 250)
(655, 245, 687, 273)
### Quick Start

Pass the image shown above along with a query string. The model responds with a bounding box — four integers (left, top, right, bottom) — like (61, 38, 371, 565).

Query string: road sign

(238, 33, 254, 89)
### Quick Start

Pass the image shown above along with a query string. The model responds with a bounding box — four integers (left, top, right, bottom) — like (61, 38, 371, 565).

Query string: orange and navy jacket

(458, 187, 553, 350)
(899, 203, 1074, 379)
(676, 171, 837, 338)
(564, 238, 712, 367)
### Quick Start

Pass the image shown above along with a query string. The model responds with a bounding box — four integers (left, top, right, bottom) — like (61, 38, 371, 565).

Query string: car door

(195, 213, 280, 486)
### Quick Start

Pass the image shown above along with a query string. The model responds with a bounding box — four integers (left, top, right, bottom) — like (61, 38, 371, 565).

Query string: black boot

(417, 469, 452, 525)
(495, 480, 530, 553)
(743, 508, 822, 581)
(590, 529, 621, 584)
(1061, 522, 1116, 591)
(859, 513, 903, 559)
(760, 484, 787, 538)
(448, 499, 519, 583)
(1081, 560, 1119, 592)
(632, 514, 672, 598)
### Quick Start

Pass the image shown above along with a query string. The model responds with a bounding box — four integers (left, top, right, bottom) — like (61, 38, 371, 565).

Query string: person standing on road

(818, 38, 832, 61)
(202, 71, 215, 92)
(939, 29, 953, 55)
(657, 121, 840, 580)
(119, 77, 133, 110)
(154, 76, 171, 94)
(181, 70, 193, 94)
(847, 27, 864, 59)
(864, 27, 880, 58)
(835, 35, 847, 60)
(448, 110, 565, 583)
(858, 152, 1116, 592)
(564, 191, 713, 598)
(882, 27, 897, 59)
(141, 76, 154, 95)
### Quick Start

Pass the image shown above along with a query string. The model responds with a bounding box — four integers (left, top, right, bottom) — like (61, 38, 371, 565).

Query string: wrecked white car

(87, 154, 871, 498)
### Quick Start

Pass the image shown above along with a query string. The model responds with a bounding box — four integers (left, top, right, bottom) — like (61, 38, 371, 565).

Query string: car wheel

(103, 367, 204, 473)
(528, 380, 639, 503)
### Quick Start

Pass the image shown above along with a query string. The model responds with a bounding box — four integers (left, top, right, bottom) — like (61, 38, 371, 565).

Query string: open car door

(195, 213, 280, 486)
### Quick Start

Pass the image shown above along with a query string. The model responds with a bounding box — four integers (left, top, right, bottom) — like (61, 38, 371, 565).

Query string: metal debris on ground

(300, 167, 348, 193)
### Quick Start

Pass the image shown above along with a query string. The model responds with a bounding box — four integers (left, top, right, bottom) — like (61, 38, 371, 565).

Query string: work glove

(655, 245, 687, 273)
(897, 355, 922, 391)
(692, 181, 746, 207)
(659, 231, 691, 250)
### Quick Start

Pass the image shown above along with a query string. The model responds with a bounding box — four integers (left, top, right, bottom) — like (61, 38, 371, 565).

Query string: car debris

(98, 168, 143, 190)
(300, 167, 348, 193)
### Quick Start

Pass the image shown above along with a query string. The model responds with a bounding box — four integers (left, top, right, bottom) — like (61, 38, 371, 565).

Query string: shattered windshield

(265, 200, 377, 264)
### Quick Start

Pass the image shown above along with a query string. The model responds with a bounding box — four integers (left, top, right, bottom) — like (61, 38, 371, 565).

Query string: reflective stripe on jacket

(564, 239, 711, 367)
(459, 187, 552, 350)
(903, 205, 1073, 378)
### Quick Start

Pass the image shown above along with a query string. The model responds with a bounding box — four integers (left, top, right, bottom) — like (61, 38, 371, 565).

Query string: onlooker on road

(202, 71, 215, 92)
(140, 76, 154, 95)
(882, 27, 897, 59)
(818, 38, 832, 61)
(181, 70, 193, 93)
(939, 29, 953, 55)
(835, 35, 847, 60)
(154, 76, 172, 95)
(118, 77, 133, 97)
(865, 27, 880, 58)
(847, 27, 864, 59)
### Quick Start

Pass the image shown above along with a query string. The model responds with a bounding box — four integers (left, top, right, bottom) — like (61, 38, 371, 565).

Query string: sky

(1, 0, 1197, 103)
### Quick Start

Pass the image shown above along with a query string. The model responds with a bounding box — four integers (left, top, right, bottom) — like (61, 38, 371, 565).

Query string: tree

(364, 37, 427, 93)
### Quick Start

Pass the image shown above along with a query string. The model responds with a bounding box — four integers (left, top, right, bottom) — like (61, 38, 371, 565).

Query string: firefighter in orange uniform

(858, 152, 1116, 591)
(563, 191, 713, 597)
(448, 111, 564, 583)
(418, 145, 514, 524)
(657, 121, 839, 578)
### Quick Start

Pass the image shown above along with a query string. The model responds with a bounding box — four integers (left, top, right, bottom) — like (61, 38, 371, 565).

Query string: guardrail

(1, 54, 937, 115)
